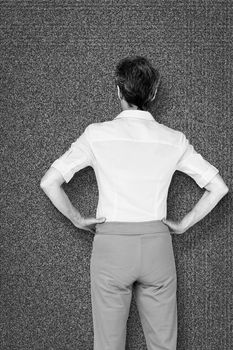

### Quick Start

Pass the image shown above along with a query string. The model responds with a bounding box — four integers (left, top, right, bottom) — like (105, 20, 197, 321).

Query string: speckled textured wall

(1, 1, 232, 349)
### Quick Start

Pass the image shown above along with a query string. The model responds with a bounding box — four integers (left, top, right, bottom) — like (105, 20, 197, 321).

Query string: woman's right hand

(162, 218, 187, 234)
(71, 215, 106, 234)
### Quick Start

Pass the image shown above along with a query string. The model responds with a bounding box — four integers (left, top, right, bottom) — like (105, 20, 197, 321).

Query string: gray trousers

(90, 220, 177, 350)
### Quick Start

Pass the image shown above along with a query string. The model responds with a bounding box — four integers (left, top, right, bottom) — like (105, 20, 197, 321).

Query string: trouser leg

(135, 234, 177, 350)
(90, 235, 137, 350)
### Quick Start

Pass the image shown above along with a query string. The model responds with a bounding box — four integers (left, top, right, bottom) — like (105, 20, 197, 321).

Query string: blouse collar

(114, 109, 155, 121)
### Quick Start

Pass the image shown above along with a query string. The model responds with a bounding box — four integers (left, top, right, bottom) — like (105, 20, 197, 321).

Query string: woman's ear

(151, 88, 157, 101)
(117, 85, 122, 100)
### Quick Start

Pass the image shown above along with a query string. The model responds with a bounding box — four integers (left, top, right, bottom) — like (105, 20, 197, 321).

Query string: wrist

(69, 206, 82, 223)
(180, 211, 195, 231)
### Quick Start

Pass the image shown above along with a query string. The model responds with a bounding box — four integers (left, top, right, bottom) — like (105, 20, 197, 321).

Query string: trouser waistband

(95, 220, 170, 235)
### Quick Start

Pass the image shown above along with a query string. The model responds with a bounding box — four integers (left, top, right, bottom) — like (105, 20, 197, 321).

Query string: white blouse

(50, 109, 219, 222)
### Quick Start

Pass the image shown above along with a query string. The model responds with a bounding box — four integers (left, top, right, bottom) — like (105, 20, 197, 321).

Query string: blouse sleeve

(176, 132, 219, 188)
(50, 125, 94, 183)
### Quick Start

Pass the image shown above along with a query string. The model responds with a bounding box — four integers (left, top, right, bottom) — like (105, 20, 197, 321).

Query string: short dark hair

(114, 55, 160, 111)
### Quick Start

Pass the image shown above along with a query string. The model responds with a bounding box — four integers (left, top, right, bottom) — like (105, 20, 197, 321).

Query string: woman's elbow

(204, 173, 229, 195)
(40, 167, 65, 188)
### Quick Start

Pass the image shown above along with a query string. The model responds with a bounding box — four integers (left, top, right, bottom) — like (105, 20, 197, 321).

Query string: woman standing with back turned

(40, 56, 229, 350)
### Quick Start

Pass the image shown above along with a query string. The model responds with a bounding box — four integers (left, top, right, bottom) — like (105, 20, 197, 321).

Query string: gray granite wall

(1, 1, 232, 349)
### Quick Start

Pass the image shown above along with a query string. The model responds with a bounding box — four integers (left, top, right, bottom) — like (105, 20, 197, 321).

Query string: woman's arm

(162, 173, 229, 234)
(40, 167, 106, 233)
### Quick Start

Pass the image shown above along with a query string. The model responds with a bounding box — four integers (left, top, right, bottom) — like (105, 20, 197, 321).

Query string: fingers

(95, 217, 106, 223)
(85, 217, 106, 225)
(74, 216, 106, 234)
(73, 223, 95, 234)
(162, 219, 183, 235)
(170, 230, 183, 235)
